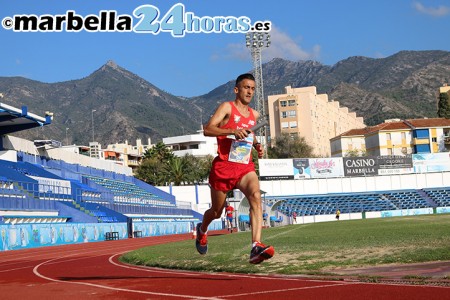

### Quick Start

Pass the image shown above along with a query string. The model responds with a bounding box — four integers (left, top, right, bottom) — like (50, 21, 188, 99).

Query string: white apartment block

(163, 131, 268, 158)
(440, 84, 450, 94)
(163, 131, 217, 158)
(267, 86, 365, 157)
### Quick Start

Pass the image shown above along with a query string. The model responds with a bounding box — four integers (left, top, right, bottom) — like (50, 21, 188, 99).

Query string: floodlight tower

(246, 31, 270, 156)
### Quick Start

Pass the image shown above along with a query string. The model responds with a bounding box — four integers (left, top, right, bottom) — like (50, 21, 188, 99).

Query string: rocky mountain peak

(0, 50, 449, 146)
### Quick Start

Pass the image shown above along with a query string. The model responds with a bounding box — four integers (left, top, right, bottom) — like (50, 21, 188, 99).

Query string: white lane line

(220, 282, 356, 298)
(0, 265, 37, 272)
(108, 253, 203, 277)
(110, 253, 353, 284)
(33, 254, 221, 299)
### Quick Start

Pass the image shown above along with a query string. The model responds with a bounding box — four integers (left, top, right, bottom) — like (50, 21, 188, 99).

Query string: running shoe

(249, 242, 274, 264)
(195, 222, 208, 255)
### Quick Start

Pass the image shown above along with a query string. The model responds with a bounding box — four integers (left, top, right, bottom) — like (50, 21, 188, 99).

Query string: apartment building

(267, 86, 365, 157)
(163, 131, 217, 158)
(331, 118, 450, 157)
(103, 138, 152, 172)
(76, 139, 152, 173)
(440, 83, 450, 94)
(162, 130, 270, 158)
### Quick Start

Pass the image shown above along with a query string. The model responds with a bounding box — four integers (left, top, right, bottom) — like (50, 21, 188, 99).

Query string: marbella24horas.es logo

(2, 3, 271, 37)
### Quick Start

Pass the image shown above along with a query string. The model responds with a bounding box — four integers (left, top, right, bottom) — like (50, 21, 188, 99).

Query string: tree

(136, 145, 214, 186)
(166, 156, 188, 186)
(143, 141, 174, 162)
(437, 92, 450, 119)
(268, 133, 314, 158)
(135, 157, 168, 186)
(136, 142, 174, 186)
(181, 154, 213, 184)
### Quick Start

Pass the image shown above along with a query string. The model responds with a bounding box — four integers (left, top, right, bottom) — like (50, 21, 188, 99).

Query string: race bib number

(228, 133, 253, 164)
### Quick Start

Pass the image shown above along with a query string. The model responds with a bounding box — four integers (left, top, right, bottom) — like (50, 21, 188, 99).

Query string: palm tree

(166, 157, 187, 186)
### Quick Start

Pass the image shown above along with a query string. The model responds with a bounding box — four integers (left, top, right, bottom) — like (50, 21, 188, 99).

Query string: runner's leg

(235, 171, 262, 243)
(201, 187, 228, 233)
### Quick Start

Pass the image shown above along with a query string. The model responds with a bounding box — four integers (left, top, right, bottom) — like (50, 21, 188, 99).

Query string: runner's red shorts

(209, 156, 256, 191)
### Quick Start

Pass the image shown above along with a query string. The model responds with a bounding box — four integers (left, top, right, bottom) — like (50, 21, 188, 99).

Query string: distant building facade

(163, 131, 217, 158)
(267, 86, 365, 157)
(82, 138, 153, 173)
(331, 118, 450, 157)
(104, 138, 152, 172)
(162, 131, 267, 158)
(440, 83, 450, 95)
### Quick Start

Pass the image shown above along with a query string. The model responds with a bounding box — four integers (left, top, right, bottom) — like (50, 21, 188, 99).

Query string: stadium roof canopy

(0, 103, 52, 135)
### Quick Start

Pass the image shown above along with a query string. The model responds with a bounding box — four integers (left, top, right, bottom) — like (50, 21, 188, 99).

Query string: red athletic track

(1, 232, 449, 300)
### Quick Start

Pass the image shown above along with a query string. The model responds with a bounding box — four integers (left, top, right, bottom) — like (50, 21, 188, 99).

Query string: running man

(195, 73, 275, 264)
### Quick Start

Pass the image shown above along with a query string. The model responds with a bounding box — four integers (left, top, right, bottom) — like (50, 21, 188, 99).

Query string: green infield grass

(120, 213, 450, 275)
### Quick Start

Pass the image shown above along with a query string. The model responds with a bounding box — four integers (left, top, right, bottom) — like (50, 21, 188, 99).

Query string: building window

(386, 133, 391, 140)
(288, 99, 296, 106)
(401, 132, 406, 140)
(288, 110, 296, 117)
(432, 137, 437, 142)
(281, 111, 288, 118)
(414, 129, 429, 138)
(416, 144, 431, 153)
(280, 101, 287, 107)
(281, 122, 289, 128)
(289, 121, 297, 128)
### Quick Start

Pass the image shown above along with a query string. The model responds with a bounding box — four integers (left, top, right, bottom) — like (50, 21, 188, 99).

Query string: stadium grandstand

(234, 185, 450, 231)
(0, 103, 210, 251)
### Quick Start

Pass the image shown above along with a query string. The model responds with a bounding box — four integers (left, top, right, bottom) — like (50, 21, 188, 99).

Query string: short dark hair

(235, 73, 255, 87)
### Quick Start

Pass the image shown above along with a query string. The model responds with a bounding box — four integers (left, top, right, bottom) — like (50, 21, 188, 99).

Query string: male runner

(195, 73, 275, 264)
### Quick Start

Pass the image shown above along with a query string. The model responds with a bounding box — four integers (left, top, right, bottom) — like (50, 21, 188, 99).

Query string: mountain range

(0, 50, 449, 147)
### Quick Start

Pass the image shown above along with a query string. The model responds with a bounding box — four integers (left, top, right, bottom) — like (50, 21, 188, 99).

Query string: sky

(1, 0, 450, 97)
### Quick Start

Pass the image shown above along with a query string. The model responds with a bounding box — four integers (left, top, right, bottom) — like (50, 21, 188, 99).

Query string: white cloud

(264, 26, 321, 62)
(413, 1, 450, 17)
(214, 25, 320, 63)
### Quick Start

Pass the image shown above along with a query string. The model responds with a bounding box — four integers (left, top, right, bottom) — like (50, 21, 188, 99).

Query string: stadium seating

(0, 156, 194, 226)
(422, 188, 450, 207)
(2, 215, 70, 224)
(382, 190, 430, 209)
(237, 214, 251, 231)
(271, 188, 444, 218)
(82, 175, 175, 207)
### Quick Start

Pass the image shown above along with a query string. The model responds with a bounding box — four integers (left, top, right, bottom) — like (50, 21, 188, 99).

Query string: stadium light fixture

(245, 31, 270, 157)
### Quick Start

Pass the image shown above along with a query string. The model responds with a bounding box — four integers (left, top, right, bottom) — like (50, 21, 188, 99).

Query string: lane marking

(33, 257, 222, 299)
